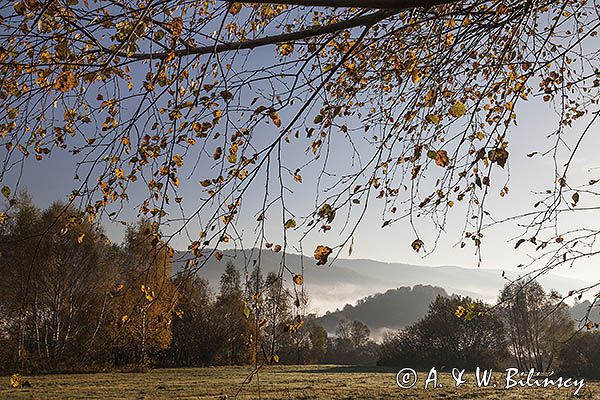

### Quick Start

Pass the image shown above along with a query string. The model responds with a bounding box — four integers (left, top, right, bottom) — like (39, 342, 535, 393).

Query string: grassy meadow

(1, 365, 597, 399)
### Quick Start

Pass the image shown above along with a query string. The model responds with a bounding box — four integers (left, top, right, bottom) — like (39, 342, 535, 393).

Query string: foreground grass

(1, 365, 597, 399)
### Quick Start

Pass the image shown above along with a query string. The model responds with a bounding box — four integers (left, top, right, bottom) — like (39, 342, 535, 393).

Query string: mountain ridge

(173, 248, 592, 314)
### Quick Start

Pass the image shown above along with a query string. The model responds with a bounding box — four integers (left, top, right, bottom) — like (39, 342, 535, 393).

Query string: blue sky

(7, 75, 600, 285)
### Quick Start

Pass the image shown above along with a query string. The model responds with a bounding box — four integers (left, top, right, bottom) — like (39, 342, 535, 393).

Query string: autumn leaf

(455, 305, 465, 318)
(213, 147, 223, 160)
(317, 203, 335, 223)
(571, 192, 579, 207)
(1, 185, 11, 199)
(269, 109, 281, 127)
(173, 153, 184, 167)
(220, 90, 232, 101)
(284, 219, 297, 229)
(586, 321, 595, 330)
(434, 150, 449, 167)
(488, 148, 509, 168)
(293, 274, 303, 285)
(272, 354, 280, 363)
(243, 306, 251, 319)
(314, 245, 332, 265)
(53, 71, 79, 92)
(449, 101, 466, 118)
(10, 373, 22, 388)
(425, 114, 440, 124)
(229, 2, 242, 15)
(411, 238, 424, 252)
(77, 233, 85, 244)
(278, 42, 294, 56)
(215, 251, 223, 261)
(274, 244, 282, 253)
(141, 285, 154, 302)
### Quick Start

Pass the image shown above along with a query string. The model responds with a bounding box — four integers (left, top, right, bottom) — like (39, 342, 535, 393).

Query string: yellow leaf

(269, 109, 281, 127)
(314, 245, 332, 265)
(10, 373, 22, 388)
(273, 354, 280, 363)
(243, 306, 251, 319)
(229, 2, 242, 14)
(449, 101, 466, 118)
(173, 153, 184, 167)
(1, 185, 11, 199)
(425, 114, 440, 125)
(293, 274, 303, 285)
(278, 42, 294, 56)
(77, 233, 85, 244)
(411, 69, 424, 84)
(115, 168, 125, 179)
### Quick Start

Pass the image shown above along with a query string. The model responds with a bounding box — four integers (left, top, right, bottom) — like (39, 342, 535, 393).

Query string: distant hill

(172, 248, 592, 314)
(315, 285, 448, 335)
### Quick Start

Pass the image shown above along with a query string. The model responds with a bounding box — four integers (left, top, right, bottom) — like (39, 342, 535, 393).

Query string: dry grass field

(1, 365, 597, 399)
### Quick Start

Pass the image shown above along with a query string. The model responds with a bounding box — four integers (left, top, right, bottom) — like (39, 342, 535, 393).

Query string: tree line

(0, 196, 379, 372)
(1, 196, 599, 378)
(379, 285, 600, 379)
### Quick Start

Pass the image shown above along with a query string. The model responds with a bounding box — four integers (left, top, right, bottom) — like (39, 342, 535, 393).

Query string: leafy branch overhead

(0, 0, 598, 282)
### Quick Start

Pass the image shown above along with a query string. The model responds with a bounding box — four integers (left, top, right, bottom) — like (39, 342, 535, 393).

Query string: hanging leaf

(317, 203, 335, 223)
(284, 219, 297, 229)
(411, 239, 424, 252)
(77, 233, 85, 244)
(229, 2, 242, 14)
(269, 108, 281, 127)
(435, 150, 449, 167)
(1, 186, 11, 199)
(449, 101, 466, 118)
(571, 192, 579, 207)
(314, 245, 332, 265)
(488, 148, 509, 168)
(425, 114, 440, 125)
(272, 354, 280, 363)
(243, 306, 251, 319)
(215, 251, 223, 261)
(293, 274, 303, 285)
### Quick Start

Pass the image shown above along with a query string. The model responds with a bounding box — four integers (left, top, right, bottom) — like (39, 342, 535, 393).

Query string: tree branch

(223, 0, 456, 9)
(122, 0, 457, 60)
